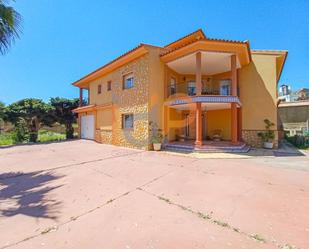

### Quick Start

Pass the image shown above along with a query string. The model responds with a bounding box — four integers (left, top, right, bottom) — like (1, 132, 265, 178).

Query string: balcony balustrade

(166, 82, 231, 98)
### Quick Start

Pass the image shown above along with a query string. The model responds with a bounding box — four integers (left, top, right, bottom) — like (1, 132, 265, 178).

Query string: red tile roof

(251, 49, 288, 54)
(164, 29, 206, 49)
(160, 37, 249, 57)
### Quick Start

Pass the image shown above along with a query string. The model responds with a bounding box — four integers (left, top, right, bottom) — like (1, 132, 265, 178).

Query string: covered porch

(164, 101, 243, 147)
(162, 43, 248, 146)
(164, 54, 242, 147)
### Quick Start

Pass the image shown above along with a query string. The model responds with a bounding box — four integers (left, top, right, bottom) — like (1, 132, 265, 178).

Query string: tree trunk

(65, 122, 74, 139)
(29, 117, 39, 142)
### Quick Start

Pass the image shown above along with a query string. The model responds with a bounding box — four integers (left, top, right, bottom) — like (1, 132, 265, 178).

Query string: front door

(185, 112, 206, 140)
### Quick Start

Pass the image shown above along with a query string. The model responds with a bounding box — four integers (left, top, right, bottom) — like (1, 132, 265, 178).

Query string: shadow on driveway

(0, 171, 63, 219)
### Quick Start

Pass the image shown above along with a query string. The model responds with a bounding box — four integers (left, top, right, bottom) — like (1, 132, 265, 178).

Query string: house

(278, 84, 296, 102)
(72, 29, 287, 150)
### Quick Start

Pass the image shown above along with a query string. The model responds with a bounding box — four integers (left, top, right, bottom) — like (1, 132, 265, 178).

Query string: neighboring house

(297, 88, 309, 101)
(278, 101, 309, 136)
(72, 29, 287, 150)
(278, 84, 296, 102)
(278, 85, 309, 102)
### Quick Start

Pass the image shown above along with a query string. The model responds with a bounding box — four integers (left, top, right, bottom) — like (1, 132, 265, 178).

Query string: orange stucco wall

(166, 107, 184, 141)
(239, 54, 278, 130)
(206, 109, 231, 140)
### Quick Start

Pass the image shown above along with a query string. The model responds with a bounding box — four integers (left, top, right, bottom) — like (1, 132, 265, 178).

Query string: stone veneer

(242, 130, 279, 149)
(95, 129, 112, 144)
(90, 54, 150, 150)
(112, 55, 149, 150)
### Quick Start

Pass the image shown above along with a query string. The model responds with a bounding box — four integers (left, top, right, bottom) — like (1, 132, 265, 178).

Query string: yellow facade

(73, 29, 287, 149)
(206, 109, 231, 140)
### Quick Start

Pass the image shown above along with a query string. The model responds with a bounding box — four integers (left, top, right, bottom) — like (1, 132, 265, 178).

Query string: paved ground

(0, 140, 308, 249)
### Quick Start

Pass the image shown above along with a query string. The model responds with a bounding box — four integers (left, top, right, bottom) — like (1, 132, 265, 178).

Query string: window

(170, 77, 176, 96)
(187, 81, 196, 96)
(123, 73, 134, 89)
(220, 80, 231, 96)
(98, 84, 102, 94)
(122, 114, 133, 129)
(107, 81, 112, 91)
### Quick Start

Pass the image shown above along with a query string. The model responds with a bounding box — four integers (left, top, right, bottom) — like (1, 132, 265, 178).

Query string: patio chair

(212, 129, 222, 141)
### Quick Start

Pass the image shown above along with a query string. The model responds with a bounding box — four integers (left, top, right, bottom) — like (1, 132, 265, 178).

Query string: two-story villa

(72, 29, 287, 151)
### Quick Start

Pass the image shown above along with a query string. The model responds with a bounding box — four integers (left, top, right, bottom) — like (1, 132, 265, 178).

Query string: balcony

(166, 82, 231, 98)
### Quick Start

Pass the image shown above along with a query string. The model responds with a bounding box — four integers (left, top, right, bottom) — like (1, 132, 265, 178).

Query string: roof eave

(250, 50, 288, 83)
(160, 39, 251, 66)
(277, 51, 288, 83)
(164, 29, 206, 49)
(72, 44, 148, 88)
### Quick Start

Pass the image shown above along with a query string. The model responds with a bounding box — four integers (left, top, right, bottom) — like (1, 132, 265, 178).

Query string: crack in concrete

(138, 188, 297, 249)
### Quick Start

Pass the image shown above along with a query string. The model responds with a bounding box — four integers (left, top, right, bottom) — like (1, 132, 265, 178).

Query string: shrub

(0, 133, 14, 146)
(258, 119, 275, 143)
(286, 134, 309, 149)
(12, 118, 29, 143)
(149, 121, 163, 144)
(38, 130, 65, 142)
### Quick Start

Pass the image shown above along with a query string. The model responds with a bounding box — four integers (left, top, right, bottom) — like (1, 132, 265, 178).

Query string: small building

(278, 101, 309, 136)
(72, 29, 287, 150)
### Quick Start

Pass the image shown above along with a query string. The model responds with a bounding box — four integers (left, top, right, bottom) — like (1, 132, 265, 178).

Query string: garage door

(81, 115, 94, 139)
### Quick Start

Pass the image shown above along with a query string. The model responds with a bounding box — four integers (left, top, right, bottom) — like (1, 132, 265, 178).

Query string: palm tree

(0, 0, 22, 54)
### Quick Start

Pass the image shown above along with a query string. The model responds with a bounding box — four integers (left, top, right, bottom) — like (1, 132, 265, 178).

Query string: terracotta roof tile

(160, 37, 249, 57)
(164, 29, 206, 49)
(251, 49, 288, 54)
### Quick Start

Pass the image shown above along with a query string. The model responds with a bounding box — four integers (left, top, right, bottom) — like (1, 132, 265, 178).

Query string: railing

(166, 82, 229, 98)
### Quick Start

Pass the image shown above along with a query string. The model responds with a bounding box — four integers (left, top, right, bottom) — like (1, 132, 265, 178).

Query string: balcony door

(187, 81, 196, 96)
(220, 79, 231, 96)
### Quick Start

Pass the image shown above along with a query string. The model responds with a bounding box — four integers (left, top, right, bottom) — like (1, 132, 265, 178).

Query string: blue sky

(1, 0, 308, 104)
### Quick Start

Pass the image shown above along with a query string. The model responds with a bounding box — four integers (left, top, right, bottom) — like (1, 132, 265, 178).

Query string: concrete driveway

(0, 140, 308, 249)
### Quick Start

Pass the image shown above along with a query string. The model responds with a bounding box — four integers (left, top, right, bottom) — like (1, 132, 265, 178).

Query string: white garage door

(81, 115, 94, 139)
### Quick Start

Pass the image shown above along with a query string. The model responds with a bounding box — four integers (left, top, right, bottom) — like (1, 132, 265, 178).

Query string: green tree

(5, 98, 52, 142)
(0, 101, 5, 119)
(0, 0, 22, 54)
(50, 97, 79, 139)
(0, 101, 5, 133)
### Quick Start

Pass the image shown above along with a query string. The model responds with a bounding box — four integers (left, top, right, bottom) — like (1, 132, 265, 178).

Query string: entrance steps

(164, 142, 250, 153)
